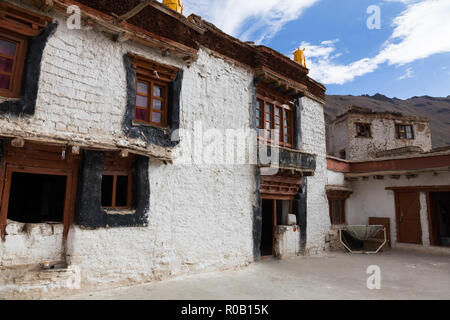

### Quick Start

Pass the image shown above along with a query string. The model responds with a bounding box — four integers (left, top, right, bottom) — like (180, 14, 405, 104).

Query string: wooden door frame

(0, 144, 80, 241)
(260, 196, 294, 257)
(394, 191, 422, 245)
(388, 186, 450, 246)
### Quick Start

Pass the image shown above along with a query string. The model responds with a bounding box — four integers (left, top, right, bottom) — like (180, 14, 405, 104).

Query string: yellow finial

(294, 47, 306, 68)
(163, 0, 183, 14)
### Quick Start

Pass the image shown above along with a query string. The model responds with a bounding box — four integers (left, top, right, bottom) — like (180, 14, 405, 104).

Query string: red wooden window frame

(395, 124, 414, 140)
(355, 123, 372, 138)
(102, 154, 134, 210)
(0, 30, 27, 97)
(0, 143, 80, 241)
(129, 53, 179, 128)
(0, 2, 51, 98)
(135, 77, 169, 127)
(256, 93, 294, 148)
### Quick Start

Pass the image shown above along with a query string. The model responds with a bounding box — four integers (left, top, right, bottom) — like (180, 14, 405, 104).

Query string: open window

(7, 172, 66, 224)
(0, 142, 80, 241)
(0, 2, 51, 98)
(129, 54, 179, 128)
(256, 86, 294, 148)
(102, 154, 133, 210)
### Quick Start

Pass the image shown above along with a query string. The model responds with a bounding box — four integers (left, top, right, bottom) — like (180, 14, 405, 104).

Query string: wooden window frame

(102, 154, 134, 210)
(355, 123, 372, 138)
(0, 30, 28, 98)
(129, 53, 179, 128)
(0, 143, 80, 241)
(135, 77, 169, 127)
(0, 2, 51, 98)
(327, 190, 352, 225)
(395, 124, 415, 140)
(328, 199, 346, 225)
(256, 94, 294, 148)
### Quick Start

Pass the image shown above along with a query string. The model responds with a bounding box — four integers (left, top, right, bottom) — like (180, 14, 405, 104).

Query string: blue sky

(182, 0, 450, 99)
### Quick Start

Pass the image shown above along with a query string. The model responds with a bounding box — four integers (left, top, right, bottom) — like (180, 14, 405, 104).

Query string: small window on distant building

(339, 149, 346, 160)
(102, 154, 133, 209)
(396, 124, 414, 140)
(355, 123, 371, 138)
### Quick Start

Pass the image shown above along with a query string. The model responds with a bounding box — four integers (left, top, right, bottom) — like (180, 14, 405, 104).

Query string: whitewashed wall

(0, 7, 255, 283)
(328, 115, 432, 161)
(0, 7, 184, 154)
(301, 97, 330, 254)
(346, 172, 450, 246)
(63, 47, 257, 285)
(327, 169, 346, 186)
(0, 2, 331, 288)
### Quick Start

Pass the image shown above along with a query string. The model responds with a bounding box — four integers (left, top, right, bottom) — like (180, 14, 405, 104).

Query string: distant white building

(327, 106, 432, 161)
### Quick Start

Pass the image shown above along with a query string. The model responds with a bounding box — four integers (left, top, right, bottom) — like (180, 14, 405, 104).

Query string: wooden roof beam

(115, 0, 152, 23)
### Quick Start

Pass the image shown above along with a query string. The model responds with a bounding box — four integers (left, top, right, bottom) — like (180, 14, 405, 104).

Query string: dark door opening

(260, 199, 293, 257)
(7, 172, 66, 223)
(429, 192, 450, 247)
(261, 199, 274, 257)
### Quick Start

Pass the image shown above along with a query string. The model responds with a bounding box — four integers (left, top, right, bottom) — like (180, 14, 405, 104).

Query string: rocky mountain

(324, 94, 450, 148)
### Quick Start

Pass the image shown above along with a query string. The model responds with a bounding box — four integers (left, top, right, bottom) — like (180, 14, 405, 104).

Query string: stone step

(0, 263, 81, 299)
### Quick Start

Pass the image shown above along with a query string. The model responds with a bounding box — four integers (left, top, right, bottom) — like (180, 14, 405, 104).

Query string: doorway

(261, 199, 274, 257)
(395, 191, 422, 244)
(428, 192, 450, 247)
(260, 198, 292, 257)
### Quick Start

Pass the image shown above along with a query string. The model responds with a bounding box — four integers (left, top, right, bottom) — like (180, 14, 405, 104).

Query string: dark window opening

(116, 175, 129, 207)
(396, 124, 414, 140)
(356, 123, 371, 138)
(101, 153, 133, 210)
(101, 174, 130, 209)
(7, 172, 66, 223)
(339, 149, 346, 160)
(101, 175, 114, 207)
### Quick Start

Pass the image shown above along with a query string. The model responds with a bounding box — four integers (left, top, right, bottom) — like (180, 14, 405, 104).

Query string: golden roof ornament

(163, 0, 183, 14)
(294, 47, 306, 68)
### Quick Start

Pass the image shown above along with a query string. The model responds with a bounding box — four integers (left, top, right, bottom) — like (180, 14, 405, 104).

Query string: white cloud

(182, 0, 319, 43)
(398, 67, 414, 80)
(298, 0, 450, 85)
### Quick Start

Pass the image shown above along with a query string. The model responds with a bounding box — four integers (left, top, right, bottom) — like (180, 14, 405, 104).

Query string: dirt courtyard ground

(53, 250, 450, 300)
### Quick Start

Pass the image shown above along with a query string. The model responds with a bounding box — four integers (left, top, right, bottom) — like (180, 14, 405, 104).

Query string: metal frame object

(339, 225, 387, 254)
